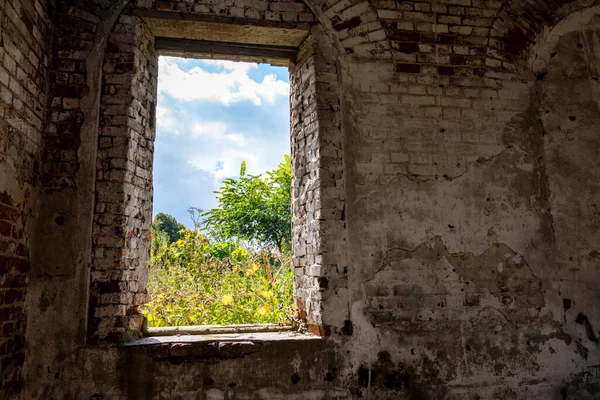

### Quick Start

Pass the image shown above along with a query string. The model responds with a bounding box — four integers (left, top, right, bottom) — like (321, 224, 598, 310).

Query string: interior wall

(89, 11, 157, 344)
(535, 7, 600, 371)
(88, 0, 342, 343)
(290, 25, 348, 336)
(8, 0, 600, 399)
(537, 15, 600, 259)
(24, 1, 134, 398)
(0, 0, 52, 396)
(337, 5, 600, 398)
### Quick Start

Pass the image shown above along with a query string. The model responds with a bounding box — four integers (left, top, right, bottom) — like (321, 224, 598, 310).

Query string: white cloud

(192, 121, 247, 145)
(153, 57, 290, 217)
(187, 120, 288, 181)
(158, 57, 289, 106)
(189, 148, 259, 180)
(156, 101, 177, 130)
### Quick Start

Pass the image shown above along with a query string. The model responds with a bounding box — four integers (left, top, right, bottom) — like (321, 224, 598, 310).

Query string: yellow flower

(232, 247, 248, 260)
(221, 293, 234, 306)
(233, 265, 240, 272)
(246, 263, 260, 275)
(256, 304, 271, 316)
(257, 290, 274, 299)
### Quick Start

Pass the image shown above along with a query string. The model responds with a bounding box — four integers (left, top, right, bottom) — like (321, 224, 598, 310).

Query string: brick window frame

(86, 6, 347, 344)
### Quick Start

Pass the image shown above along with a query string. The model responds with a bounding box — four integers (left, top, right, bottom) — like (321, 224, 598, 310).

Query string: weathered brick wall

(350, 0, 519, 179)
(10, 0, 600, 398)
(84, 0, 343, 341)
(89, 12, 157, 343)
(338, 2, 600, 398)
(23, 1, 134, 396)
(134, 0, 315, 22)
(0, 0, 51, 395)
(290, 38, 323, 331)
(290, 26, 347, 336)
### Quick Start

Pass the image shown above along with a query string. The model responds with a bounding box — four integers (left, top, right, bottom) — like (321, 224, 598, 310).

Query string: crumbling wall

(24, 1, 134, 398)
(89, 11, 157, 344)
(120, 338, 346, 399)
(534, 7, 600, 389)
(290, 26, 348, 336)
(0, 0, 51, 395)
(134, 0, 315, 22)
(9, 0, 600, 399)
(339, 2, 600, 398)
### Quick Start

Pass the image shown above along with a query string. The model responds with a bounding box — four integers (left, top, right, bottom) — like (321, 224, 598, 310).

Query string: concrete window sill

(123, 330, 322, 359)
(145, 323, 294, 337)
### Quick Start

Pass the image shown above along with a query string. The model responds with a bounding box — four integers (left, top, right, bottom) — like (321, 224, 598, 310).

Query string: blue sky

(154, 57, 290, 227)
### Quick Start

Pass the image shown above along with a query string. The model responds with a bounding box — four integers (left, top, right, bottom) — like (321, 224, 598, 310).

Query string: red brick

(438, 66, 455, 75)
(0, 308, 11, 321)
(2, 322, 14, 337)
(0, 221, 12, 238)
(332, 16, 362, 31)
(308, 324, 331, 336)
(3, 289, 24, 304)
(0, 205, 18, 223)
(396, 63, 421, 73)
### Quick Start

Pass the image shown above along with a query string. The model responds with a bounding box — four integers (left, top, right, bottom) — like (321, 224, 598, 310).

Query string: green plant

(202, 155, 291, 252)
(144, 157, 295, 327)
(143, 228, 295, 327)
(152, 212, 186, 244)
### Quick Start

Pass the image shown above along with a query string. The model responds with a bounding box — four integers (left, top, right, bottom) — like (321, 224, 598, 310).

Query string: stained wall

(0, 0, 598, 399)
(0, 0, 52, 395)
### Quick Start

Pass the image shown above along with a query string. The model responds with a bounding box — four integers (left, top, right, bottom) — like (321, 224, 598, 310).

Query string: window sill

(145, 323, 294, 337)
(126, 330, 318, 346)
(122, 328, 322, 359)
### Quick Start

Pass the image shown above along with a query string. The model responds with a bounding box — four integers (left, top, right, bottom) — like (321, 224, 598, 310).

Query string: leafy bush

(202, 156, 292, 252)
(143, 229, 295, 327)
(152, 212, 187, 243)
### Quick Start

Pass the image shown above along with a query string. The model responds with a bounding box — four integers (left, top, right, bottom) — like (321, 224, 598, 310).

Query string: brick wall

(0, 0, 52, 395)
(346, 0, 526, 180)
(289, 40, 321, 331)
(290, 27, 347, 335)
(134, 0, 315, 23)
(337, 2, 600, 398)
(89, 12, 157, 343)
(42, 2, 106, 191)
(290, 27, 348, 335)
(10, 0, 600, 398)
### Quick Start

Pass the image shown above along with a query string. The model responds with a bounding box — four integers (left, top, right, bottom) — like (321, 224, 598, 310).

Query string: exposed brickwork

(132, 0, 397, 58)
(42, 1, 103, 190)
(291, 27, 348, 334)
(348, 0, 535, 181)
(290, 27, 347, 334)
(0, 0, 51, 395)
(1, 0, 598, 398)
(289, 42, 319, 326)
(88, 12, 157, 343)
(0, 193, 29, 395)
(324, 0, 387, 57)
(133, 0, 315, 23)
(87, 1, 342, 342)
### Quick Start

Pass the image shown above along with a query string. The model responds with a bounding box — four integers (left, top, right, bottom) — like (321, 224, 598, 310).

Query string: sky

(154, 56, 290, 227)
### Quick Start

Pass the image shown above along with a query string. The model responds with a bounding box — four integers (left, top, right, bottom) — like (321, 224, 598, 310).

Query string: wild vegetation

(143, 156, 295, 327)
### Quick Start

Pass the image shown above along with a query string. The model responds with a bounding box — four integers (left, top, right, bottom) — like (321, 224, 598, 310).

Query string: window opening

(143, 56, 294, 329)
